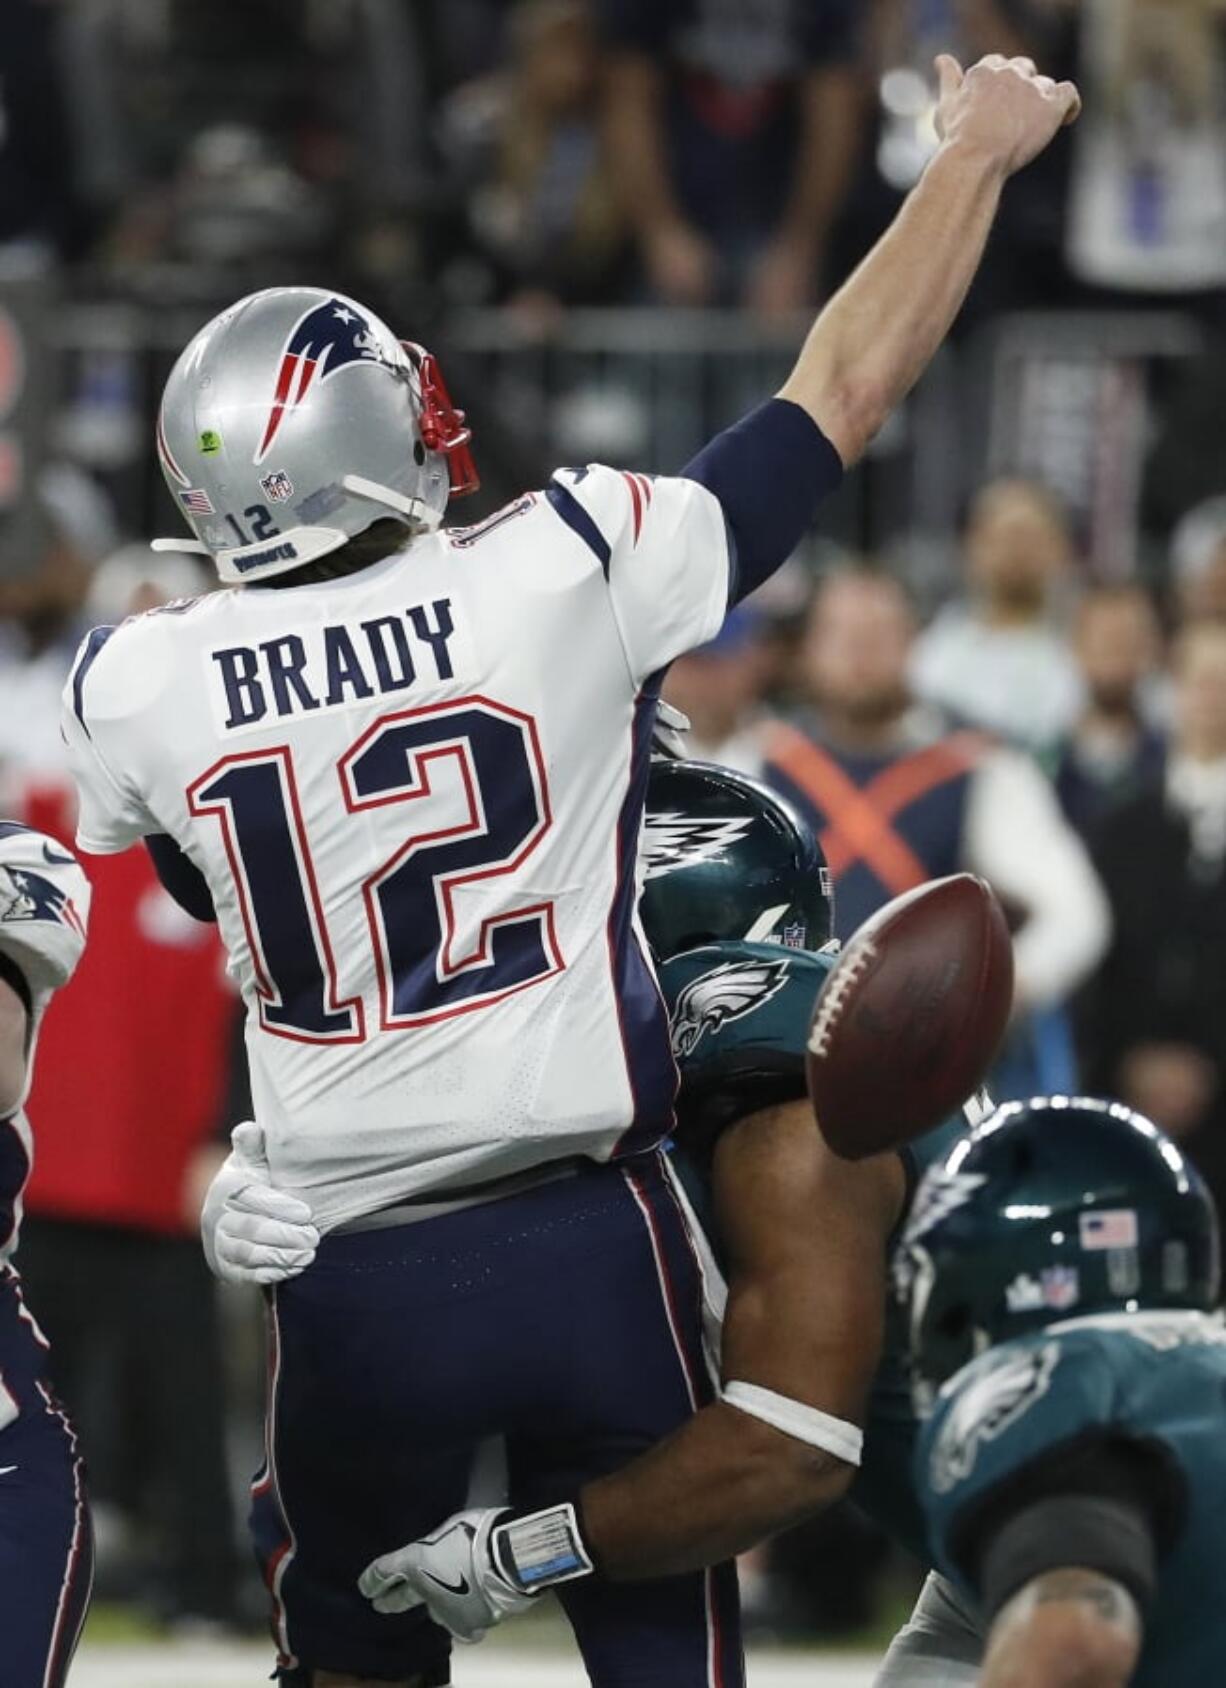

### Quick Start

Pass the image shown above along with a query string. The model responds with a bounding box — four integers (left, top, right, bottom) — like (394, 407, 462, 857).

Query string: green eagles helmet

(898, 1095, 1221, 1412)
(641, 759, 834, 960)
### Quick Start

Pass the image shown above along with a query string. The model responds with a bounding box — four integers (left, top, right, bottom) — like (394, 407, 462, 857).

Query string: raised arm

(779, 54, 1080, 463)
(678, 54, 1079, 607)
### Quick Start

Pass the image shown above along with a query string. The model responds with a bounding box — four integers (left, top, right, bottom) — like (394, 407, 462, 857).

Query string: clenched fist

(935, 53, 1081, 179)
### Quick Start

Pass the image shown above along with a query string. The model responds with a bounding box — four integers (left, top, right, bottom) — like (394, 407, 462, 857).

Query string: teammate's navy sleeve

(682, 399, 843, 603)
(146, 834, 216, 924)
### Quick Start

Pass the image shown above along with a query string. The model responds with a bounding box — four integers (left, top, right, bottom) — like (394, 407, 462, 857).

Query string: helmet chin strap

(152, 474, 441, 572)
(340, 473, 442, 530)
(152, 537, 209, 555)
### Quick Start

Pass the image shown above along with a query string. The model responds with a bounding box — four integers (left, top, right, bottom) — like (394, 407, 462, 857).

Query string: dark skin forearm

(579, 1101, 907, 1579)
(581, 1399, 840, 1581)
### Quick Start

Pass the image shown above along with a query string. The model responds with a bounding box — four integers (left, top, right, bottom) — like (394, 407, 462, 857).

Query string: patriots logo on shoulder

(0, 868, 84, 937)
(670, 958, 790, 1059)
(256, 298, 388, 464)
(641, 813, 754, 881)
(929, 1341, 1060, 1494)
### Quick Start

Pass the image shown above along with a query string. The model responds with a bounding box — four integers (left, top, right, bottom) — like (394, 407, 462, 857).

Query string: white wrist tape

(722, 1380, 863, 1467)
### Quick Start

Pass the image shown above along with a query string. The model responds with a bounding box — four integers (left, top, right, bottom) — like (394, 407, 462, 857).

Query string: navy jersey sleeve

(681, 399, 844, 604)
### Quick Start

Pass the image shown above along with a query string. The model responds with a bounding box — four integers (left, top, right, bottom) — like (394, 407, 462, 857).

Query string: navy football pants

(0, 1270, 92, 1688)
(250, 1151, 743, 1685)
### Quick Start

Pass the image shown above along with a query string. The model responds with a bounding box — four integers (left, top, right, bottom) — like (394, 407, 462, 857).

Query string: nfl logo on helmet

(260, 470, 294, 503)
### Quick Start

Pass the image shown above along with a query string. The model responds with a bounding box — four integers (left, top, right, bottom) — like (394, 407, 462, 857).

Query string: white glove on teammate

(200, 1121, 319, 1285)
(359, 1502, 593, 1643)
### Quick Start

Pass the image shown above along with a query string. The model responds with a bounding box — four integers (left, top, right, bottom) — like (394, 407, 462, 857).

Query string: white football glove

(201, 1121, 319, 1285)
(359, 1503, 593, 1643)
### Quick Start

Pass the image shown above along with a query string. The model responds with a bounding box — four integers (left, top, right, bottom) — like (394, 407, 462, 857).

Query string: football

(806, 874, 1014, 1160)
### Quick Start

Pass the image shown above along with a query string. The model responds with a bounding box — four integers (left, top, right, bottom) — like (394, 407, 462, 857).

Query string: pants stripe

(35, 1382, 91, 1688)
(262, 1290, 299, 1668)
(621, 1163, 701, 1411)
(659, 1156, 727, 1387)
(622, 1158, 727, 1688)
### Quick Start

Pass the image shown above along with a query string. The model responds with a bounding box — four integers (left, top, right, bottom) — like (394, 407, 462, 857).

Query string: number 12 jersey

(63, 467, 732, 1231)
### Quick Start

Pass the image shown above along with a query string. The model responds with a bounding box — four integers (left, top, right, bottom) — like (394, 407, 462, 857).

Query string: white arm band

(722, 1381, 864, 1467)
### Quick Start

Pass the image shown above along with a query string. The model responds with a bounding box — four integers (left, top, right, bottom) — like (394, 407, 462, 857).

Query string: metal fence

(3, 293, 1208, 595)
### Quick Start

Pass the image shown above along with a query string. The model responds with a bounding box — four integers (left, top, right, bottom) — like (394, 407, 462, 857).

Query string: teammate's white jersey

(0, 823, 91, 1263)
(63, 467, 731, 1231)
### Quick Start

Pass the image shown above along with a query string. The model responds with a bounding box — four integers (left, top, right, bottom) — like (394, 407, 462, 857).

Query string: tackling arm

(577, 1099, 907, 1578)
(979, 1569, 1142, 1688)
(359, 1100, 907, 1631)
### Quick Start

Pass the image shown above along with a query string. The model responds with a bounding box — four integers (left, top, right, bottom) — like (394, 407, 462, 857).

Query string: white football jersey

(0, 823, 91, 1263)
(63, 467, 731, 1231)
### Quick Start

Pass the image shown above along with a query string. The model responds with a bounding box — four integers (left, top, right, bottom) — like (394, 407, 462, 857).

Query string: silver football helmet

(152, 286, 478, 584)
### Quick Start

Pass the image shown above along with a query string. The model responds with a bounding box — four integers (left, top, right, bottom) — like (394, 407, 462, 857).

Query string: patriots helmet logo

(641, 812, 755, 881)
(670, 958, 789, 1059)
(0, 867, 84, 937)
(256, 298, 388, 464)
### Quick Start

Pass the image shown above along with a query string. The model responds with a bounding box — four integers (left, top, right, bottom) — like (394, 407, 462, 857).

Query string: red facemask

(401, 341, 480, 500)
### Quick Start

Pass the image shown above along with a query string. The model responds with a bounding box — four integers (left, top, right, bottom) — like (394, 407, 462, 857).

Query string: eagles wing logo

(670, 958, 790, 1059)
(903, 1167, 989, 1249)
(929, 1341, 1060, 1493)
(256, 299, 387, 464)
(641, 812, 754, 881)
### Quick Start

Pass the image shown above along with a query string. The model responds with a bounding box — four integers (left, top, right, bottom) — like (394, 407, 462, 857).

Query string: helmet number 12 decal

(186, 698, 563, 1042)
(223, 503, 281, 549)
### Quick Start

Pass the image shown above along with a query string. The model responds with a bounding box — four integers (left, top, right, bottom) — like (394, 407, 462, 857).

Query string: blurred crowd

(5, 0, 1226, 317)
(1, 0, 1225, 1652)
